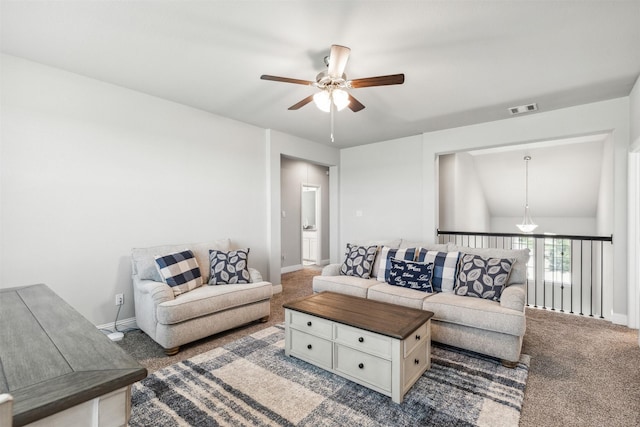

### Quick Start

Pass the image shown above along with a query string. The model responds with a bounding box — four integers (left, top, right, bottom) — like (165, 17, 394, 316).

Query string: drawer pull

(307, 344, 312, 350)
(415, 334, 421, 340)
(358, 363, 364, 369)
(307, 321, 312, 326)
(414, 358, 420, 365)
(358, 337, 364, 343)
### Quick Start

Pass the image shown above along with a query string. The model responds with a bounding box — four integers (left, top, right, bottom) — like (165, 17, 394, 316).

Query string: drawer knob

(358, 363, 364, 369)
(415, 334, 421, 340)
(307, 321, 312, 326)
(307, 344, 312, 350)
(414, 358, 420, 365)
(358, 337, 364, 343)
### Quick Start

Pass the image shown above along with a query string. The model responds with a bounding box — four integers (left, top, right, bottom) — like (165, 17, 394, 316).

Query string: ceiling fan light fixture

(313, 91, 331, 112)
(332, 89, 350, 111)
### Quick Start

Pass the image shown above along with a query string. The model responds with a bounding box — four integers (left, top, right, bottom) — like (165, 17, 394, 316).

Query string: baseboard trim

(281, 264, 303, 274)
(610, 312, 628, 326)
(96, 316, 138, 333)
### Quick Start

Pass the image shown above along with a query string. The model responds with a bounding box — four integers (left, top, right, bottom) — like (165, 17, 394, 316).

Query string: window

(544, 239, 571, 285)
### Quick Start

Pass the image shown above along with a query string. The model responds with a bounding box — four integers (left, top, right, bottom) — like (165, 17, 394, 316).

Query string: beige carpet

(119, 268, 640, 426)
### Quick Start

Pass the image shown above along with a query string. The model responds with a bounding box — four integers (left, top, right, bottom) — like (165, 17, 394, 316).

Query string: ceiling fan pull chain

(330, 102, 335, 142)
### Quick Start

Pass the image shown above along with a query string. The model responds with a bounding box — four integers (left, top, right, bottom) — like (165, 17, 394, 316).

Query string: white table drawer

(335, 344, 392, 392)
(288, 310, 333, 339)
(289, 329, 333, 369)
(334, 323, 392, 359)
(403, 341, 428, 390)
(403, 322, 429, 357)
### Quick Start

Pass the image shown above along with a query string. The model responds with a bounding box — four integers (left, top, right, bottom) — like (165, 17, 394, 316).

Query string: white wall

(628, 75, 640, 335)
(438, 153, 490, 231)
(339, 135, 424, 250)
(491, 217, 597, 235)
(1, 55, 271, 325)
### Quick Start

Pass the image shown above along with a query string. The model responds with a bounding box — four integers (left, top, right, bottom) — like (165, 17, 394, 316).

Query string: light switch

(282, 210, 286, 218)
(356, 210, 363, 217)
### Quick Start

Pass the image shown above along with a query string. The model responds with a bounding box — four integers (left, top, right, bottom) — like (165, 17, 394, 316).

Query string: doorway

(280, 156, 330, 273)
(302, 185, 321, 266)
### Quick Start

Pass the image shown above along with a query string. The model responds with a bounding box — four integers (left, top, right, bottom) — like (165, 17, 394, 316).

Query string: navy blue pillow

(387, 258, 434, 293)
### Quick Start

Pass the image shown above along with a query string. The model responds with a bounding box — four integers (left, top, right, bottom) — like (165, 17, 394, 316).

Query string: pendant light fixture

(516, 155, 538, 233)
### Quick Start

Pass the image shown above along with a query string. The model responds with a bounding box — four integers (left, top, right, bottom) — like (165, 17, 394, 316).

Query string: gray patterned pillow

(340, 244, 378, 278)
(454, 253, 515, 301)
(208, 249, 251, 285)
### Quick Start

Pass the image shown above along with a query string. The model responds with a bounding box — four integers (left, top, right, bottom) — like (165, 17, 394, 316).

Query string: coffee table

(283, 291, 433, 404)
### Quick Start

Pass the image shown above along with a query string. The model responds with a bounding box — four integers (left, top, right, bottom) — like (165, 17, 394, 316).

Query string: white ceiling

(2, 1, 639, 148)
(0, 2, 635, 222)
(468, 134, 608, 218)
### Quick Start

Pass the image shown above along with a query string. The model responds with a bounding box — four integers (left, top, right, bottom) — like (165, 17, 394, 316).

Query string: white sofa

(313, 240, 530, 366)
(131, 239, 273, 355)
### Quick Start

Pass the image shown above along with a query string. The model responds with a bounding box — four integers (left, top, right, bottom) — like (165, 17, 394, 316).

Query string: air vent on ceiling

(508, 103, 538, 115)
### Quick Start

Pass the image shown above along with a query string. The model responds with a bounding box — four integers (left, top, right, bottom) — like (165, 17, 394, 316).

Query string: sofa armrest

(249, 267, 263, 283)
(500, 283, 526, 312)
(134, 278, 175, 305)
(321, 263, 342, 276)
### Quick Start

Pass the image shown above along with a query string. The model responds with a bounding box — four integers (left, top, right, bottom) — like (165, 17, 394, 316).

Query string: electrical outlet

(115, 293, 124, 306)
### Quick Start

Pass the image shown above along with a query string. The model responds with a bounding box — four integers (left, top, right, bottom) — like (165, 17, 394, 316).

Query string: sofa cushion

(416, 249, 460, 292)
(367, 283, 434, 310)
(312, 275, 378, 298)
(376, 247, 417, 282)
(422, 292, 526, 336)
(350, 239, 401, 278)
(388, 258, 434, 293)
(447, 245, 529, 286)
(209, 248, 251, 285)
(454, 253, 515, 301)
(340, 244, 378, 278)
(154, 250, 203, 296)
(156, 281, 273, 325)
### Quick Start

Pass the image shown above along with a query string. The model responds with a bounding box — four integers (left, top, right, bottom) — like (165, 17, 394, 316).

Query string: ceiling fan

(260, 44, 405, 114)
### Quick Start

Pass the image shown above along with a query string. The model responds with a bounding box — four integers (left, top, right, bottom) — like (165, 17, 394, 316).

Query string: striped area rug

(130, 325, 530, 426)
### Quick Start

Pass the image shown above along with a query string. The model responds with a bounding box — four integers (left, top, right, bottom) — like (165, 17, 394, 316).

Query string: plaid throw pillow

(387, 258, 434, 293)
(154, 250, 203, 296)
(454, 254, 515, 301)
(340, 244, 378, 279)
(416, 249, 460, 292)
(209, 249, 251, 285)
(376, 247, 417, 282)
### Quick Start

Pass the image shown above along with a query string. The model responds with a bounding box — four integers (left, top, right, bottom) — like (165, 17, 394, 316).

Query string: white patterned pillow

(209, 249, 251, 285)
(340, 244, 378, 279)
(416, 249, 460, 292)
(376, 247, 417, 282)
(454, 254, 515, 301)
(154, 250, 203, 296)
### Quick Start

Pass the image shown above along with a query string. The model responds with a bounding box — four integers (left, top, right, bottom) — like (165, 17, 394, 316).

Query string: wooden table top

(283, 292, 434, 340)
(0, 284, 147, 427)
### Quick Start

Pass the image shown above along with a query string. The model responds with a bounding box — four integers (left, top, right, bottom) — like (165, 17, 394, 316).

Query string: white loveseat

(312, 240, 530, 366)
(131, 239, 273, 355)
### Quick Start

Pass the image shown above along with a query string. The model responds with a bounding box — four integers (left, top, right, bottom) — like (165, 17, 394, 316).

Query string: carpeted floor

(119, 268, 640, 426)
(129, 324, 529, 426)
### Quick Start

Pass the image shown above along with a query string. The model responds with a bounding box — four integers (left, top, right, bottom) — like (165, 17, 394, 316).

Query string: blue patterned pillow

(376, 247, 417, 282)
(416, 249, 460, 292)
(340, 244, 377, 278)
(454, 254, 515, 301)
(154, 250, 203, 296)
(209, 249, 251, 285)
(387, 258, 434, 293)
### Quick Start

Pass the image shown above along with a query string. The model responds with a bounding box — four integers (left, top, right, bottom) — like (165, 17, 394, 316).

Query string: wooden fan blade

(288, 95, 314, 110)
(327, 45, 351, 78)
(260, 75, 315, 86)
(348, 94, 365, 112)
(349, 74, 405, 88)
